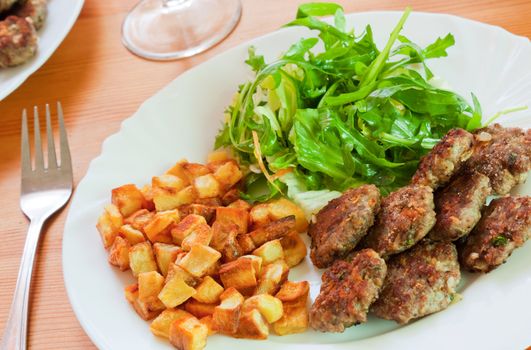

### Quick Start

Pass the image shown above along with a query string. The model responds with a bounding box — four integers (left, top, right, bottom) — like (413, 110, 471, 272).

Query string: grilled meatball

(0, 0, 17, 13)
(310, 249, 387, 332)
(10, 0, 47, 30)
(371, 240, 460, 324)
(309, 185, 381, 268)
(362, 184, 436, 258)
(412, 128, 475, 190)
(429, 173, 491, 242)
(460, 196, 531, 273)
(0, 15, 37, 68)
(463, 124, 531, 195)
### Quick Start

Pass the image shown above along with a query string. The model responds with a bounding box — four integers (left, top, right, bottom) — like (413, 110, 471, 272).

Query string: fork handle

(0, 218, 45, 350)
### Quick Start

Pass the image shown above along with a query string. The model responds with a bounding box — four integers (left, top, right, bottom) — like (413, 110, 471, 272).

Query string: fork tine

(57, 102, 72, 170)
(21, 109, 32, 173)
(33, 106, 44, 171)
(45, 104, 58, 169)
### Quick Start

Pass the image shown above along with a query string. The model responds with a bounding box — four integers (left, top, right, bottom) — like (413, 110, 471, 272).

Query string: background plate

(63, 11, 531, 350)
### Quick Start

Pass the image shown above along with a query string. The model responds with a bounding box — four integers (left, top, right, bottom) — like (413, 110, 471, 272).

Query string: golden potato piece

(280, 231, 307, 268)
(213, 160, 243, 190)
(275, 280, 310, 307)
(249, 216, 295, 247)
(272, 303, 309, 336)
(118, 224, 146, 245)
(207, 149, 232, 164)
(169, 315, 208, 350)
(269, 198, 308, 233)
(153, 185, 197, 211)
(181, 224, 212, 251)
(129, 242, 158, 277)
(108, 236, 130, 271)
(237, 234, 256, 254)
(243, 294, 284, 323)
(165, 160, 191, 185)
(219, 257, 258, 295)
(124, 284, 163, 321)
(171, 214, 207, 245)
(192, 276, 224, 304)
(112, 184, 145, 217)
(222, 188, 241, 206)
(138, 271, 165, 305)
(199, 316, 217, 336)
(252, 239, 284, 265)
(152, 174, 186, 192)
(178, 203, 216, 224)
(250, 203, 271, 229)
(239, 255, 262, 279)
(124, 209, 154, 232)
(182, 162, 211, 183)
(194, 174, 222, 199)
(212, 287, 244, 335)
(96, 207, 122, 249)
(210, 221, 243, 262)
(236, 308, 269, 340)
(153, 243, 182, 276)
(178, 244, 221, 278)
(166, 263, 197, 286)
(184, 299, 217, 318)
(144, 210, 180, 244)
(215, 207, 249, 235)
(158, 275, 196, 308)
(227, 199, 251, 211)
(255, 260, 289, 295)
(150, 309, 192, 339)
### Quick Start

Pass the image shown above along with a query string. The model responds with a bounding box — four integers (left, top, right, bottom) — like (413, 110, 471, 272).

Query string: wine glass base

(122, 0, 242, 60)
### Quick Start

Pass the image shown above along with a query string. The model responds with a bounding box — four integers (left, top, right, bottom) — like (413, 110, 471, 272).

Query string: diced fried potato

(118, 224, 146, 245)
(144, 210, 180, 244)
(240, 255, 262, 279)
(182, 162, 211, 183)
(169, 314, 208, 350)
(108, 236, 130, 270)
(166, 263, 197, 286)
(153, 185, 197, 211)
(249, 216, 295, 247)
(227, 199, 251, 211)
(221, 188, 240, 206)
(213, 160, 242, 190)
(280, 231, 307, 268)
(178, 244, 221, 278)
(252, 239, 284, 265)
(199, 316, 216, 336)
(140, 185, 155, 211)
(181, 224, 212, 251)
(255, 260, 289, 295)
(184, 299, 217, 318)
(215, 207, 248, 235)
(210, 221, 243, 262)
(124, 284, 162, 320)
(129, 242, 158, 277)
(268, 198, 308, 233)
(207, 149, 232, 164)
(250, 203, 271, 229)
(104, 204, 124, 228)
(272, 303, 308, 336)
(138, 271, 165, 304)
(171, 214, 207, 245)
(152, 174, 186, 192)
(275, 281, 310, 307)
(194, 174, 222, 199)
(158, 274, 196, 308)
(219, 257, 257, 295)
(236, 308, 269, 340)
(124, 209, 154, 231)
(212, 287, 244, 335)
(165, 160, 191, 185)
(237, 234, 256, 254)
(194, 197, 222, 207)
(96, 210, 120, 249)
(242, 294, 283, 323)
(179, 204, 216, 223)
(153, 243, 182, 276)
(192, 276, 224, 304)
(150, 309, 192, 339)
(112, 184, 145, 217)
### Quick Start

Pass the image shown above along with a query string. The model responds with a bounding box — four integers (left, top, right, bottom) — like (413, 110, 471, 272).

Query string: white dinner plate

(0, 0, 84, 101)
(63, 11, 531, 350)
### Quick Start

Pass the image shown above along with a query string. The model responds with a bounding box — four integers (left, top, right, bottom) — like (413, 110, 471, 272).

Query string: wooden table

(0, 0, 529, 348)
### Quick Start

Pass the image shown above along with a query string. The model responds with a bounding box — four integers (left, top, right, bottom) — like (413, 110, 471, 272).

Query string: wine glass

(122, 0, 242, 60)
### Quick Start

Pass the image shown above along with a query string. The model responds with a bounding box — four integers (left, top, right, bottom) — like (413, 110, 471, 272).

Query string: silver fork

(0, 103, 73, 350)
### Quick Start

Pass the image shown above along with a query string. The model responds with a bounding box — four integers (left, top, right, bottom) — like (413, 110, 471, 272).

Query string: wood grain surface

(0, 0, 529, 348)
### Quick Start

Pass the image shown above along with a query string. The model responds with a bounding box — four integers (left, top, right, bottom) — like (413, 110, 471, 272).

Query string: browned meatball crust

(460, 196, 531, 273)
(463, 124, 531, 195)
(0, 0, 17, 13)
(309, 185, 381, 269)
(0, 15, 37, 68)
(411, 128, 474, 190)
(10, 0, 47, 30)
(429, 172, 491, 242)
(310, 249, 387, 332)
(371, 240, 460, 324)
(362, 184, 436, 258)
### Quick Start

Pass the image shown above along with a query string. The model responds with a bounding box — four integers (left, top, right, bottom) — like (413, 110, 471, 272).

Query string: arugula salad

(215, 3, 483, 208)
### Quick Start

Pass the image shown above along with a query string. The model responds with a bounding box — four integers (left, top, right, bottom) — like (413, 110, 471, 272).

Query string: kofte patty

(429, 173, 491, 242)
(371, 240, 460, 324)
(460, 196, 531, 273)
(10, 0, 47, 30)
(309, 249, 387, 332)
(0, 15, 37, 68)
(411, 128, 474, 190)
(463, 124, 531, 195)
(309, 185, 381, 269)
(0, 0, 17, 13)
(362, 184, 436, 258)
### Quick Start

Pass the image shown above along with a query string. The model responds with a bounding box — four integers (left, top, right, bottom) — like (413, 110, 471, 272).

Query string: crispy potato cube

(182, 162, 211, 183)
(166, 263, 197, 286)
(212, 287, 244, 335)
(169, 314, 208, 350)
(255, 260, 289, 295)
(138, 271, 165, 304)
(210, 221, 242, 262)
(104, 204, 124, 228)
(96, 210, 120, 249)
(124, 209, 154, 231)
(275, 281, 310, 307)
(192, 276, 224, 304)
(237, 234, 256, 254)
(153, 185, 197, 211)
(124, 284, 162, 320)
(249, 216, 295, 247)
(129, 242, 158, 277)
(165, 160, 191, 185)
(243, 294, 283, 323)
(219, 257, 257, 295)
(215, 207, 248, 235)
(140, 185, 155, 211)
(207, 149, 232, 164)
(221, 188, 240, 206)
(108, 236, 130, 270)
(272, 303, 308, 336)
(194, 197, 222, 207)
(227, 199, 251, 211)
(252, 239, 284, 265)
(236, 309, 269, 340)
(213, 160, 242, 190)
(181, 224, 212, 251)
(280, 231, 307, 268)
(194, 174, 222, 199)
(150, 309, 192, 339)
(178, 204, 216, 223)
(158, 275, 196, 308)
(144, 210, 180, 244)
(199, 316, 216, 336)
(118, 224, 146, 245)
(268, 198, 308, 233)
(153, 243, 182, 276)
(240, 255, 262, 279)
(152, 174, 186, 192)
(112, 184, 145, 217)
(178, 244, 221, 278)
(171, 214, 207, 245)
(184, 299, 217, 318)
(249, 203, 271, 229)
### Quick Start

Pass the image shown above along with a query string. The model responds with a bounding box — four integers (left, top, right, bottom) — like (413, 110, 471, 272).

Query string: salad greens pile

(215, 3, 482, 205)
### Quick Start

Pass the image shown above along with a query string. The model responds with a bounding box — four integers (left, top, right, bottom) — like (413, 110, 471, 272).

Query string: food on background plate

(460, 196, 531, 273)
(10, 0, 48, 30)
(371, 240, 460, 324)
(308, 184, 380, 268)
(0, 0, 16, 12)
